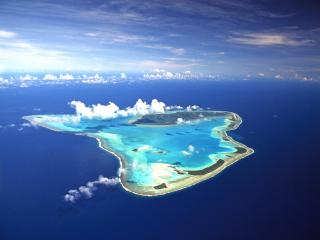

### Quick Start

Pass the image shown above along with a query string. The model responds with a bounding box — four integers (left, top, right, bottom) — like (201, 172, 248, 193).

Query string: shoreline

(23, 111, 254, 197)
(89, 112, 254, 197)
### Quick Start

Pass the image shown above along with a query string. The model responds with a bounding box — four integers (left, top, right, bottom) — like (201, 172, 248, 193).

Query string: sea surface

(0, 80, 319, 239)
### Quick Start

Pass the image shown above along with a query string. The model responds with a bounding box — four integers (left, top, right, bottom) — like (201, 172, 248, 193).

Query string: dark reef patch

(187, 159, 225, 175)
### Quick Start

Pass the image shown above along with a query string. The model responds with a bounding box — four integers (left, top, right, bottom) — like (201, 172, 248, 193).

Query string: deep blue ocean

(0, 80, 319, 240)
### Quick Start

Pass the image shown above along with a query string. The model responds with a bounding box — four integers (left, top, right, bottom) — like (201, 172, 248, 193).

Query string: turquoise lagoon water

(24, 111, 252, 195)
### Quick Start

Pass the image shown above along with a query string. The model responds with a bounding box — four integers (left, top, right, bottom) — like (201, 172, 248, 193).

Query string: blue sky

(0, 0, 319, 80)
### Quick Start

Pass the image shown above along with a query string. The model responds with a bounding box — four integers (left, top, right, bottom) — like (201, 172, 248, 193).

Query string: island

(23, 107, 254, 196)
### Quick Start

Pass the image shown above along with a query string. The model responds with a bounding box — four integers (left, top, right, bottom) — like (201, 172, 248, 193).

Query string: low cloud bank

(64, 175, 119, 203)
(70, 99, 166, 119)
(0, 77, 10, 86)
(43, 73, 74, 81)
(19, 74, 38, 81)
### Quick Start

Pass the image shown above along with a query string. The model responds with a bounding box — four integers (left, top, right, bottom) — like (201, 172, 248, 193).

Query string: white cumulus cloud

(120, 73, 127, 79)
(186, 105, 200, 111)
(64, 175, 119, 203)
(42, 73, 75, 81)
(59, 73, 74, 80)
(181, 145, 197, 156)
(19, 74, 38, 81)
(0, 122, 36, 131)
(176, 117, 184, 124)
(70, 99, 166, 119)
(143, 70, 209, 80)
(43, 74, 58, 80)
(0, 77, 10, 86)
(81, 73, 107, 84)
